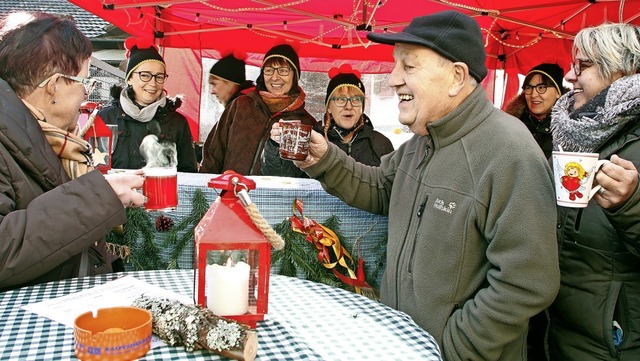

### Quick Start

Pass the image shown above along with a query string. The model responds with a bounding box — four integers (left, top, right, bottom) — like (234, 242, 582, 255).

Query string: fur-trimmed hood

(503, 85, 571, 120)
(503, 93, 528, 119)
(108, 84, 183, 110)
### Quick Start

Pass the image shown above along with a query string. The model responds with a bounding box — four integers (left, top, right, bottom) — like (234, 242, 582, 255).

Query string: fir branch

(163, 188, 210, 269)
(125, 207, 164, 270)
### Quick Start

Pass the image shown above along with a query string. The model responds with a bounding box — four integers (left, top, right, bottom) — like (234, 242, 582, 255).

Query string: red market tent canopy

(68, 0, 640, 141)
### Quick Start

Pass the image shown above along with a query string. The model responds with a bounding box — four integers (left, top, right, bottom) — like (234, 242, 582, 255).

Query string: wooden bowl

(74, 306, 152, 361)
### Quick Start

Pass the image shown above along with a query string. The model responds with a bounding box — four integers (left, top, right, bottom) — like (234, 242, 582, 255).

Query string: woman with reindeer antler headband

(261, 64, 394, 178)
(98, 37, 197, 172)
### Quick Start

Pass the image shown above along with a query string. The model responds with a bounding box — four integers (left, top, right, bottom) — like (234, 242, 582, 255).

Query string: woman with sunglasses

(0, 12, 146, 291)
(98, 37, 197, 172)
(504, 63, 569, 159)
(200, 42, 316, 175)
(262, 64, 394, 177)
(547, 23, 640, 360)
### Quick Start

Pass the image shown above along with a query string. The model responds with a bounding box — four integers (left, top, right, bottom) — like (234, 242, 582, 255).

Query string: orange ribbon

(289, 198, 372, 294)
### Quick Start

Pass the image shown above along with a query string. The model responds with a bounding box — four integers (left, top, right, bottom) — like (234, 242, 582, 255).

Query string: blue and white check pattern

(154, 174, 390, 288)
(0, 270, 441, 360)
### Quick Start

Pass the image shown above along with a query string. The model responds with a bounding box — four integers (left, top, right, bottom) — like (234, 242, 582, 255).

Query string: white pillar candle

(206, 260, 250, 315)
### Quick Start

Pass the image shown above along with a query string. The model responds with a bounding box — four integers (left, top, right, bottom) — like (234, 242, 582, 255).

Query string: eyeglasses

(330, 96, 364, 107)
(134, 71, 168, 84)
(263, 66, 291, 77)
(571, 58, 593, 76)
(522, 83, 549, 95)
(38, 73, 97, 95)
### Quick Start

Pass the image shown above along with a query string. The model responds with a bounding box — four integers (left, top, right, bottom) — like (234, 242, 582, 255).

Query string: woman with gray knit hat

(504, 63, 569, 159)
(200, 41, 316, 175)
(98, 37, 198, 172)
(261, 64, 393, 177)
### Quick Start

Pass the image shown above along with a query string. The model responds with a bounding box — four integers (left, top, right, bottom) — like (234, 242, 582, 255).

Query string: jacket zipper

(395, 138, 432, 307)
(408, 196, 429, 273)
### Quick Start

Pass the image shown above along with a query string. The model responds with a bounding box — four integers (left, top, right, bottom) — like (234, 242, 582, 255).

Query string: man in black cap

(207, 50, 255, 107)
(291, 10, 560, 360)
(202, 51, 256, 164)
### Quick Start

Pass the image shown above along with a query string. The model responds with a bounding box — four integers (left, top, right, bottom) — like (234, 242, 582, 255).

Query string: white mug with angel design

(552, 151, 610, 208)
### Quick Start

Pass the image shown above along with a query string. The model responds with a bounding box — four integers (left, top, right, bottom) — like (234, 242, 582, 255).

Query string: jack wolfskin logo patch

(433, 198, 456, 214)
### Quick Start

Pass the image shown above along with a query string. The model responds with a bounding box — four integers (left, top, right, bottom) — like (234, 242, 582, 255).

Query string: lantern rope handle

(233, 179, 285, 250)
(78, 106, 100, 138)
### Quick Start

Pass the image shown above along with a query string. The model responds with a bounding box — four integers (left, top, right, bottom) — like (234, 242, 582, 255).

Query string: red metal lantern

(194, 172, 271, 328)
(80, 101, 114, 174)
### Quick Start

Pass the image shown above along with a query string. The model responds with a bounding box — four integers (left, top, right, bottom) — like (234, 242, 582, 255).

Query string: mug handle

(589, 159, 611, 200)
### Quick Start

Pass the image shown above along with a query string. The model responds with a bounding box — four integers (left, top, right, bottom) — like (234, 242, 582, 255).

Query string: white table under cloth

(145, 173, 389, 287)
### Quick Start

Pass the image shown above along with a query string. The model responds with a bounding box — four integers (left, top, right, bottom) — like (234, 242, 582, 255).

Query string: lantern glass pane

(88, 136, 111, 155)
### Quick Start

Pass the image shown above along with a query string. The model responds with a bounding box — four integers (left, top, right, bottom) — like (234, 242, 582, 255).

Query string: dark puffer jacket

(0, 78, 126, 291)
(261, 114, 394, 178)
(200, 88, 316, 175)
(98, 86, 198, 172)
(548, 80, 640, 360)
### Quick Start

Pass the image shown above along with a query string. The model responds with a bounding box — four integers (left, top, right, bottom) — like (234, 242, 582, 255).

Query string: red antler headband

(328, 64, 361, 80)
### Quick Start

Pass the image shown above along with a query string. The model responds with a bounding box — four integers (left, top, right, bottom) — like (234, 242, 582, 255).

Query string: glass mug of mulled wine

(279, 120, 312, 161)
(142, 166, 178, 212)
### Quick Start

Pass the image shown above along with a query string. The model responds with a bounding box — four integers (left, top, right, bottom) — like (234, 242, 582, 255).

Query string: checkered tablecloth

(0, 270, 441, 360)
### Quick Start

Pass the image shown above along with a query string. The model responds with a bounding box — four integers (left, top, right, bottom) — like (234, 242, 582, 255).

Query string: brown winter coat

(0, 77, 126, 291)
(200, 88, 316, 175)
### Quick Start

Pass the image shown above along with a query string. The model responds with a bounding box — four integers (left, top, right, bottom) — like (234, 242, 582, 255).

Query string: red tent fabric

(71, 0, 640, 71)
(69, 0, 640, 140)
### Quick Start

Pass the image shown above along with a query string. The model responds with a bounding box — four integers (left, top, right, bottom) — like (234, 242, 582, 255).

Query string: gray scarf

(119, 87, 167, 123)
(551, 74, 640, 153)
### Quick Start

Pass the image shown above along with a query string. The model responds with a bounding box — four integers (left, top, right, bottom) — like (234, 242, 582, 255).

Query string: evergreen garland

(106, 207, 164, 270)
(107, 190, 386, 296)
(106, 189, 209, 270)
(163, 188, 210, 269)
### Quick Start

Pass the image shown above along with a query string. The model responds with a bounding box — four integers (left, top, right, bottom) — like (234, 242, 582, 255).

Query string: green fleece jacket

(304, 86, 560, 360)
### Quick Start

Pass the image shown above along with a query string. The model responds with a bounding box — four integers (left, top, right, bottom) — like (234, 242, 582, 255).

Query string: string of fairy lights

(103, 0, 582, 53)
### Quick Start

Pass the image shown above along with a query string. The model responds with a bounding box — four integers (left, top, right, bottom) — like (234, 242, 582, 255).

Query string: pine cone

(155, 215, 174, 232)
